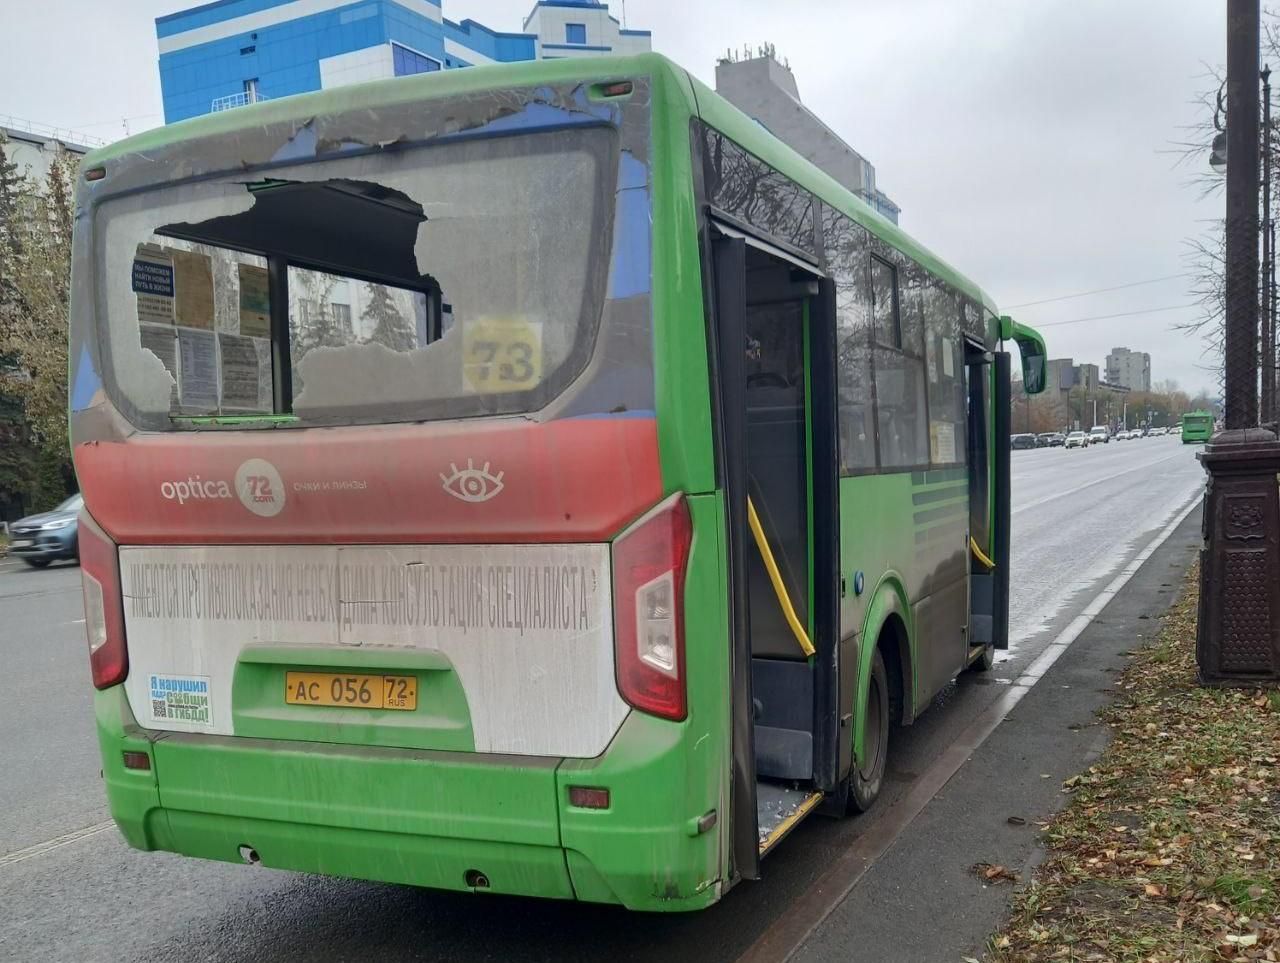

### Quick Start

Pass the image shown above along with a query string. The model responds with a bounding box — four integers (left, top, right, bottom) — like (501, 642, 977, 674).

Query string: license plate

(284, 672, 417, 711)
(11, 539, 32, 548)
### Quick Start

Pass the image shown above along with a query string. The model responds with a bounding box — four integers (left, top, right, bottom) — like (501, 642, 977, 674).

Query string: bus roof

(86, 52, 999, 317)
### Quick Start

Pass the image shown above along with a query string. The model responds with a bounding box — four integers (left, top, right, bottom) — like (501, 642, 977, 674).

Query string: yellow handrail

(746, 496, 816, 657)
(970, 536, 996, 571)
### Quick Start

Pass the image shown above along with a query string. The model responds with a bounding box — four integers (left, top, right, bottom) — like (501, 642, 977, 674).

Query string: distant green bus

(70, 53, 1046, 911)
(1181, 411, 1214, 443)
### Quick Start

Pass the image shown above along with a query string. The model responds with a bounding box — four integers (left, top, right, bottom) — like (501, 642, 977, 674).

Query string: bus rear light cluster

(78, 510, 128, 689)
(612, 494, 691, 721)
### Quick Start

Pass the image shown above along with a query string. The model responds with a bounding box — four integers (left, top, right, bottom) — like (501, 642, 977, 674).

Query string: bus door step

(757, 781, 823, 856)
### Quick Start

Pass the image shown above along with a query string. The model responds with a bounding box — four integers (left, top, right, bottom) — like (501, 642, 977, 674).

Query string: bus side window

(870, 255, 901, 350)
(924, 282, 967, 467)
(871, 252, 927, 468)
(823, 207, 877, 474)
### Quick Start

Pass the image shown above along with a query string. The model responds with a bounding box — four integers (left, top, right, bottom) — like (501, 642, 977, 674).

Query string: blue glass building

(156, 0, 651, 123)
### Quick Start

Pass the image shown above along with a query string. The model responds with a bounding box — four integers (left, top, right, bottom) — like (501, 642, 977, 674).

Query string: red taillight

(79, 510, 127, 689)
(612, 494, 691, 721)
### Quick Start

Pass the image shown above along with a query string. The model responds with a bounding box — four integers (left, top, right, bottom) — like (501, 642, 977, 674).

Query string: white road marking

(0, 821, 117, 868)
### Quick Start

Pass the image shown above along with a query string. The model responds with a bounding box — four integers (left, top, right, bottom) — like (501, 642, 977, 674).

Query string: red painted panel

(74, 417, 663, 545)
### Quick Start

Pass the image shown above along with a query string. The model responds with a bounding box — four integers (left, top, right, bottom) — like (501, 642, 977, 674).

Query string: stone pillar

(1197, 429, 1280, 685)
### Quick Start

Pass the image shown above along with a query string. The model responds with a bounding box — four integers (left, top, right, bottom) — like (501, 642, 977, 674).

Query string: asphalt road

(0, 434, 1206, 963)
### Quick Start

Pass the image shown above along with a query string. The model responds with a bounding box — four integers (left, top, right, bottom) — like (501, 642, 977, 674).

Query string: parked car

(1115, 430, 1131, 441)
(1011, 433, 1038, 450)
(1065, 431, 1089, 449)
(6, 494, 83, 568)
(1047, 433, 1066, 447)
(1089, 426, 1110, 444)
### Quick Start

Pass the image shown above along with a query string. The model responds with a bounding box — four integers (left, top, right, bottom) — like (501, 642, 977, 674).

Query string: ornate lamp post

(1197, 0, 1280, 685)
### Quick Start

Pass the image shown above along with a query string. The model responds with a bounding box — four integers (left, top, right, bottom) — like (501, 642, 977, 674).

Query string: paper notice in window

(132, 245, 175, 326)
(169, 248, 215, 330)
(218, 333, 268, 411)
(941, 337, 955, 379)
(140, 324, 179, 406)
(238, 263, 270, 338)
(178, 327, 218, 410)
(930, 421, 956, 464)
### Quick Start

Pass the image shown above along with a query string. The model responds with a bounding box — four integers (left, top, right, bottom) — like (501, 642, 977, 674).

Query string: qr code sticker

(148, 674, 213, 726)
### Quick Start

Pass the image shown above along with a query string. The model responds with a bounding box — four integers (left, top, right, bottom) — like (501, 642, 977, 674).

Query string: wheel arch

(852, 572, 915, 768)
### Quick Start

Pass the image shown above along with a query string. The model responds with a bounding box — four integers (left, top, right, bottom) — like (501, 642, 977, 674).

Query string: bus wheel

(847, 648, 889, 813)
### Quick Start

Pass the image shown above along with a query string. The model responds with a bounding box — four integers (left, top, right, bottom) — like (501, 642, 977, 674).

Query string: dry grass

(987, 563, 1280, 962)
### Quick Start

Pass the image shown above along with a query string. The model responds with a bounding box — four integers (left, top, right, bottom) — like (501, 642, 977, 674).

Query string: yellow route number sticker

(462, 319, 542, 394)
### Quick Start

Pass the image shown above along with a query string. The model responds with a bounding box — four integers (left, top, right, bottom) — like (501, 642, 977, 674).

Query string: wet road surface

(0, 434, 1205, 962)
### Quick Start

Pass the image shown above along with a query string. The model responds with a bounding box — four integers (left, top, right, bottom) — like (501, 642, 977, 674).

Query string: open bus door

(965, 340, 997, 652)
(708, 226, 841, 882)
(987, 317, 1047, 650)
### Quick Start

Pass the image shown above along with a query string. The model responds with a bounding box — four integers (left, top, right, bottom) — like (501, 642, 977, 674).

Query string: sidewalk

(795, 506, 1205, 962)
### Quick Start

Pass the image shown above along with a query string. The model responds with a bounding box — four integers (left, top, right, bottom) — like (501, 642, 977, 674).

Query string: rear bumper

(95, 686, 723, 911)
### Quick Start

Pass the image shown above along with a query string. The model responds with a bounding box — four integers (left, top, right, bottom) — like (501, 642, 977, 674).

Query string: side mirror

(999, 315, 1047, 395)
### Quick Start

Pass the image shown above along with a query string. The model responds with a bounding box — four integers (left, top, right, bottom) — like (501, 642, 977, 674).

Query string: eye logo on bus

(440, 459, 505, 503)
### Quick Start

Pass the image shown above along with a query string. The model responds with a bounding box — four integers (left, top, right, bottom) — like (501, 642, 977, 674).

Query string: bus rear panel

(73, 60, 732, 912)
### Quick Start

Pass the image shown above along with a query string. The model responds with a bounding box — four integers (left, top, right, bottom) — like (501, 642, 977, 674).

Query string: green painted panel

(651, 65, 717, 495)
(838, 468, 971, 764)
(151, 733, 561, 845)
(557, 712, 721, 911)
(94, 687, 164, 851)
(162, 810, 575, 899)
(558, 493, 729, 912)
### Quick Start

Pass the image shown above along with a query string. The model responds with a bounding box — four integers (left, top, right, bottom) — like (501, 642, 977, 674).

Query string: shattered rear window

(95, 126, 617, 426)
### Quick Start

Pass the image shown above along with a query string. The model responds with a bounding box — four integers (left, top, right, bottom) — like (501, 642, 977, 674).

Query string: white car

(1065, 431, 1089, 449)
(1115, 430, 1131, 441)
(1089, 426, 1110, 444)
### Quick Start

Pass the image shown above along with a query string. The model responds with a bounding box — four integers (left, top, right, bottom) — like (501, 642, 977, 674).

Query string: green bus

(1181, 410, 1214, 443)
(69, 54, 1045, 911)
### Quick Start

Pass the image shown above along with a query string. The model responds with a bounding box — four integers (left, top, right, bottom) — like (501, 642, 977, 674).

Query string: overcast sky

(1, 0, 1227, 393)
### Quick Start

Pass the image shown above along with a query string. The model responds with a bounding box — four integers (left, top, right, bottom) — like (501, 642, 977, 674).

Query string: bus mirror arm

(999, 315, 1047, 396)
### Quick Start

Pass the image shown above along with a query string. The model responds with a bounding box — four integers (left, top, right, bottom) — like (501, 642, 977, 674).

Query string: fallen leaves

(985, 562, 1280, 962)
(975, 863, 1022, 884)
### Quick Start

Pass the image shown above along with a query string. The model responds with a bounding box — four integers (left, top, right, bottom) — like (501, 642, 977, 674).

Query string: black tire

(22, 558, 50, 568)
(847, 647, 890, 813)
(966, 642, 995, 673)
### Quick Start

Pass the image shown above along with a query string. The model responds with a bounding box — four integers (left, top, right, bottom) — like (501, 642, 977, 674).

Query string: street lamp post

(1197, 0, 1280, 686)
(1263, 65, 1274, 426)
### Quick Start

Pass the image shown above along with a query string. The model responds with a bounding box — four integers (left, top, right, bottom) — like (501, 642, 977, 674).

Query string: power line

(1005, 274, 1189, 309)
(1035, 303, 1198, 328)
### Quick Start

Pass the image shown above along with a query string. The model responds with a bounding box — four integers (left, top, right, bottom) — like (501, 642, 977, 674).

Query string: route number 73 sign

(461, 318, 543, 394)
